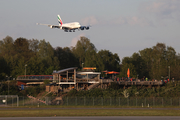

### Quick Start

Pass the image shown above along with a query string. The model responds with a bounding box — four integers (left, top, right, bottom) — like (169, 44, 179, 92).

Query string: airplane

(37, 15, 90, 32)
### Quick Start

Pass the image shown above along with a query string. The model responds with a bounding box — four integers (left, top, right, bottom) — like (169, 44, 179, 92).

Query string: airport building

(16, 67, 164, 92)
(17, 67, 111, 92)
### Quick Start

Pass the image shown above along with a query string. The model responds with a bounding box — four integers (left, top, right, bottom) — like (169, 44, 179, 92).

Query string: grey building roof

(53, 67, 78, 74)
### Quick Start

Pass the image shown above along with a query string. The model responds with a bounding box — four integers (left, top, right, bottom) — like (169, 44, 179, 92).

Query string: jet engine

(85, 26, 89, 30)
(80, 26, 85, 30)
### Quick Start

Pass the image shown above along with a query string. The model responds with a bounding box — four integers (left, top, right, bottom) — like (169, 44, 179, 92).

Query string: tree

(37, 39, 59, 74)
(0, 36, 15, 57)
(97, 50, 120, 72)
(14, 37, 33, 62)
(120, 62, 137, 78)
(84, 47, 96, 66)
(151, 43, 167, 79)
(38, 39, 54, 60)
(0, 36, 15, 77)
(0, 56, 8, 80)
(27, 56, 45, 75)
(128, 53, 147, 79)
(54, 47, 78, 69)
(29, 39, 39, 55)
(134, 43, 180, 80)
(139, 48, 153, 79)
(72, 36, 97, 68)
(165, 46, 177, 80)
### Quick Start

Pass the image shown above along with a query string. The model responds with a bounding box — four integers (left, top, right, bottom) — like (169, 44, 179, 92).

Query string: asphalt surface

(0, 107, 180, 110)
(0, 116, 180, 120)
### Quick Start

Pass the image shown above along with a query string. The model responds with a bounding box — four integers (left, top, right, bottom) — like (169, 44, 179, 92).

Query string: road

(0, 107, 180, 110)
(0, 116, 180, 120)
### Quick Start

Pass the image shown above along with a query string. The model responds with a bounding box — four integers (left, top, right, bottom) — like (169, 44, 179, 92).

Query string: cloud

(80, 14, 153, 27)
(110, 16, 153, 27)
(126, 16, 153, 26)
(139, 0, 180, 22)
(79, 0, 180, 28)
(104, 0, 180, 27)
(70, 34, 85, 47)
(81, 16, 98, 25)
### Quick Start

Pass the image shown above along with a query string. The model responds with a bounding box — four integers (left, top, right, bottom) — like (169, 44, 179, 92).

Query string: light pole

(137, 74, 139, 80)
(82, 63, 84, 69)
(161, 76, 164, 81)
(6, 75, 9, 95)
(8, 80, 9, 95)
(25, 64, 27, 78)
(168, 66, 170, 81)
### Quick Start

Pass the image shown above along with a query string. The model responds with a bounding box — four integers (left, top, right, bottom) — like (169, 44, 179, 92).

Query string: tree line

(0, 36, 120, 81)
(0, 36, 180, 81)
(121, 43, 180, 80)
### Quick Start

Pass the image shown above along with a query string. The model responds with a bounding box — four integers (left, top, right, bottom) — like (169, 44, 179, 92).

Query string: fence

(56, 97, 180, 107)
(1, 96, 180, 107)
(0, 95, 19, 107)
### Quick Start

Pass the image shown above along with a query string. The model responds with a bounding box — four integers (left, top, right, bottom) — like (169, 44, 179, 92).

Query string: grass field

(0, 107, 180, 117)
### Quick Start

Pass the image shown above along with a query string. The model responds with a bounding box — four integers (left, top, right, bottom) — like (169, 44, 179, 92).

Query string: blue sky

(1, 0, 180, 61)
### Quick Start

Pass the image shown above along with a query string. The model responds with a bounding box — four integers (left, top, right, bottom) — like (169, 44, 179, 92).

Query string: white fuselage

(61, 22, 81, 29)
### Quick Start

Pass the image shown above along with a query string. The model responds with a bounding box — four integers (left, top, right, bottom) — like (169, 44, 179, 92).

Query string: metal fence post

(17, 96, 19, 107)
(162, 98, 163, 107)
(127, 98, 129, 106)
(5, 96, 7, 106)
(67, 97, 68, 106)
(119, 97, 120, 106)
(84, 97, 85, 106)
(153, 97, 154, 106)
(110, 97, 111, 106)
(23, 96, 24, 106)
(46, 97, 48, 106)
(76, 97, 77, 106)
(101, 97, 103, 106)
(136, 97, 137, 106)
(93, 97, 94, 106)
(12, 96, 13, 107)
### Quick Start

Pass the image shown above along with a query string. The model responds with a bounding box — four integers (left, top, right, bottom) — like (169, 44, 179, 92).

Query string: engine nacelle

(85, 27, 89, 30)
(80, 26, 84, 30)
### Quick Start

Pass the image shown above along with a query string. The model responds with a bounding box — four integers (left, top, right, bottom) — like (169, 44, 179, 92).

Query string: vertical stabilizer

(57, 15, 63, 26)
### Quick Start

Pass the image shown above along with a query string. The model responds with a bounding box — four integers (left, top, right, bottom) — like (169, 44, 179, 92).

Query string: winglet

(57, 15, 63, 26)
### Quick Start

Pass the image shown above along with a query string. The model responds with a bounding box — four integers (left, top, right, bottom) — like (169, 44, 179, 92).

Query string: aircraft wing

(36, 23, 60, 29)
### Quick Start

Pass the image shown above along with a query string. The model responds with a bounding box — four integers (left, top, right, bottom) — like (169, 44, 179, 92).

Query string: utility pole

(8, 80, 9, 95)
(6, 76, 9, 95)
(82, 63, 84, 70)
(25, 64, 27, 78)
(168, 66, 170, 81)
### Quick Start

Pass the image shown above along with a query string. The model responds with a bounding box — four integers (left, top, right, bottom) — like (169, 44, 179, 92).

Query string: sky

(1, 0, 180, 61)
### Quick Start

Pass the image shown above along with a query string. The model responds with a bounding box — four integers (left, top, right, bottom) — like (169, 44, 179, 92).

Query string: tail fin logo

(57, 15, 63, 25)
